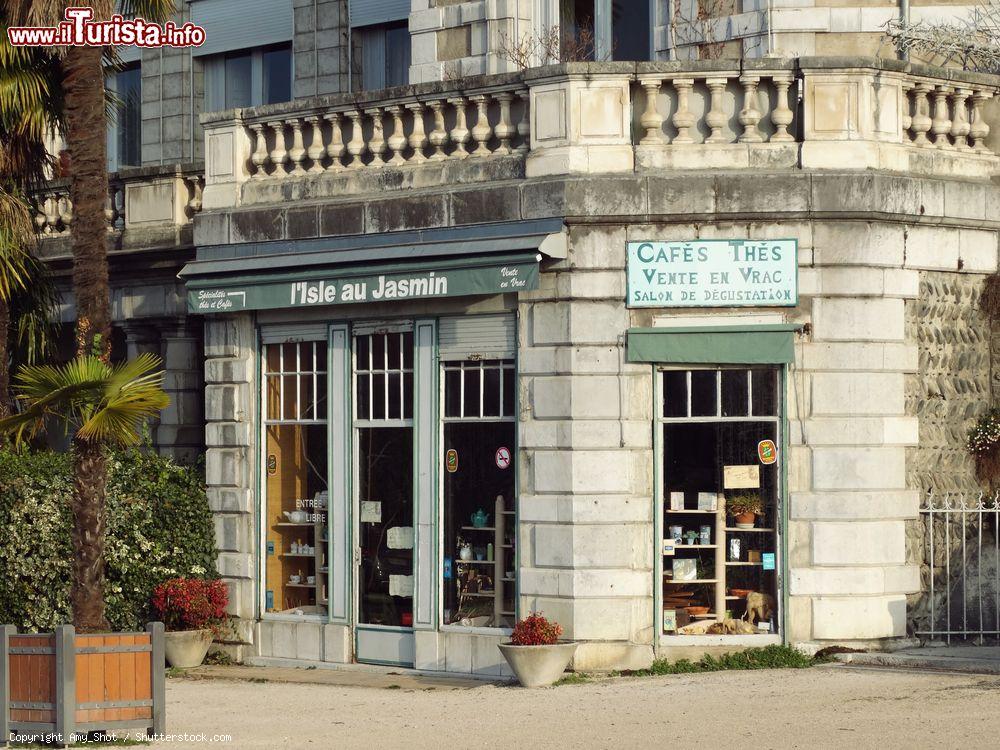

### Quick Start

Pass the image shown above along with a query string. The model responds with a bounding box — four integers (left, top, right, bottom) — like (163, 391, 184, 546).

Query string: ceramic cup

(306, 575, 315, 584)
(289, 575, 301, 584)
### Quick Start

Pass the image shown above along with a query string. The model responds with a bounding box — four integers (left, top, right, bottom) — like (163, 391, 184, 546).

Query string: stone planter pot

(498, 641, 578, 687)
(163, 628, 213, 668)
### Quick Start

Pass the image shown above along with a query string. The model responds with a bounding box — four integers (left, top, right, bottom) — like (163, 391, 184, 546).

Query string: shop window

(660, 367, 781, 638)
(263, 341, 329, 617)
(442, 359, 517, 628)
(355, 331, 415, 628)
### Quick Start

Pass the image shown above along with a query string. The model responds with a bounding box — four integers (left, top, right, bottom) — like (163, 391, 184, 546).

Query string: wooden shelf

(457, 559, 495, 565)
(664, 578, 718, 583)
(274, 522, 315, 527)
(727, 562, 764, 567)
(501, 577, 515, 582)
(667, 543, 717, 549)
(691, 613, 718, 619)
(460, 526, 496, 532)
(280, 553, 315, 558)
(666, 509, 718, 515)
(725, 527, 774, 532)
(286, 583, 317, 588)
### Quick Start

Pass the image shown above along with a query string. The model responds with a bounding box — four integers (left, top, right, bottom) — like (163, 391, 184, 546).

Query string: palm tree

(6, 0, 179, 631)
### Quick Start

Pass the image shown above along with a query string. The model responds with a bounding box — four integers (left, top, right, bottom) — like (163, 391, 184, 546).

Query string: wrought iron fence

(919, 491, 1000, 643)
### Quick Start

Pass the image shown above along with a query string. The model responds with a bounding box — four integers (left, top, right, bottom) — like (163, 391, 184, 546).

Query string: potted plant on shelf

(498, 612, 577, 688)
(726, 493, 763, 529)
(152, 577, 229, 668)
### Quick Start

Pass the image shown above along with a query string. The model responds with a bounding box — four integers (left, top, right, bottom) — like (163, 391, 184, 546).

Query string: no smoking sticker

(495, 447, 511, 470)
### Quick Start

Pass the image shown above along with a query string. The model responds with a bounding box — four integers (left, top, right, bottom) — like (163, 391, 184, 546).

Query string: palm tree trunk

(64, 43, 111, 361)
(63, 40, 112, 631)
(72, 438, 109, 631)
(0, 297, 10, 421)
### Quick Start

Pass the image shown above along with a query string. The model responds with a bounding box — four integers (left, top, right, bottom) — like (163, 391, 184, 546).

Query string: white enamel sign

(626, 239, 798, 308)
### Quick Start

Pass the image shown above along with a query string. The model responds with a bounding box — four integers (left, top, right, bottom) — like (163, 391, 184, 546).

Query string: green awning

(627, 325, 797, 364)
(183, 252, 539, 314)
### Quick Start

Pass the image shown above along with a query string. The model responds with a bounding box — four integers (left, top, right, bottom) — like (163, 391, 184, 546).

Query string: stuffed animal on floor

(745, 591, 775, 624)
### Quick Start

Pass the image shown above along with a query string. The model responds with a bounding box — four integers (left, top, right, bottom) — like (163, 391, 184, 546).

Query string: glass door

(353, 328, 416, 665)
(658, 367, 782, 640)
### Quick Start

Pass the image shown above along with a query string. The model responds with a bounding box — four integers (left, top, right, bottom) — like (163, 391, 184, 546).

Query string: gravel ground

(149, 665, 1000, 749)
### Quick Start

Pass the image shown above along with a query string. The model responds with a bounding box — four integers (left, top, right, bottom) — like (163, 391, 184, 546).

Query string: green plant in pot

(152, 577, 229, 668)
(498, 612, 577, 687)
(727, 493, 763, 529)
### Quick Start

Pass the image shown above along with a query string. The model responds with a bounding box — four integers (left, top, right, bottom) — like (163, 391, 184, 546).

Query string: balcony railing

(32, 164, 204, 237)
(192, 57, 1000, 209)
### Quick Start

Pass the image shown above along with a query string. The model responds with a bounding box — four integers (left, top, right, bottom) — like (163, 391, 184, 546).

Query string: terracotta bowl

(730, 589, 752, 598)
(685, 606, 710, 616)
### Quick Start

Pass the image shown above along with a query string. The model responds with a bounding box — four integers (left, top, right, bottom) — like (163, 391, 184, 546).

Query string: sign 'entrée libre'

(626, 239, 798, 308)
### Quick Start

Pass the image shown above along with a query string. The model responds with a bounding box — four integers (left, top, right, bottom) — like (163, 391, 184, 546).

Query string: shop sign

(758, 439, 777, 465)
(188, 260, 539, 314)
(626, 239, 798, 308)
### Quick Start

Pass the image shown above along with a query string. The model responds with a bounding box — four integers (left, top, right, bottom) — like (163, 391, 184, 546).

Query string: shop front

(181, 220, 560, 671)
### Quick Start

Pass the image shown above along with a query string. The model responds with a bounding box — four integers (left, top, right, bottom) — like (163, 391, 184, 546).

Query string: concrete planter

(163, 628, 213, 668)
(498, 641, 578, 687)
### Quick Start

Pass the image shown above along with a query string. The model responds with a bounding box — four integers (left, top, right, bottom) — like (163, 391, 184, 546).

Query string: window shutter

(189, 0, 292, 56)
(349, 0, 410, 28)
(438, 315, 516, 361)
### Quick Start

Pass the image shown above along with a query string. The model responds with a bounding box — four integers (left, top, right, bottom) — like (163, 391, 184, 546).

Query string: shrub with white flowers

(967, 410, 1000, 456)
(0, 447, 217, 632)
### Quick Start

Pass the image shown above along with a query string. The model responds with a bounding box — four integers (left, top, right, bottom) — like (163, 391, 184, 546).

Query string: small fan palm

(0, 352, 170, 445)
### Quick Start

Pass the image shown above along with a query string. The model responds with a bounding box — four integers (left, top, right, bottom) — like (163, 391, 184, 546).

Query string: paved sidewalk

(173, 662, 499, 690)
(837, 646, 1000, 674)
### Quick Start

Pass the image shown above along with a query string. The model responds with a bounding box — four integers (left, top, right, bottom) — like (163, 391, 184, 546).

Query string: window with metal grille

(443, 360, 515, 421)
(353, 331, 414, 422)
(264, 341, 328, 423)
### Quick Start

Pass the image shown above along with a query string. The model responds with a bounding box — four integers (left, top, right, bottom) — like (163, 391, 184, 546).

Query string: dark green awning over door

(626, 325, 797, 365)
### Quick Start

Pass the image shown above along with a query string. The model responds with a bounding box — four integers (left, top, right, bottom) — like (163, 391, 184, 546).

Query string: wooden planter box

(0, 623, 165, 747)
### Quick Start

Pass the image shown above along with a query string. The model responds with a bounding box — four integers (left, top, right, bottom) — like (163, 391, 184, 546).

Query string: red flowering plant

(152, 577, 229, 636)
(509, 612, 563, 646)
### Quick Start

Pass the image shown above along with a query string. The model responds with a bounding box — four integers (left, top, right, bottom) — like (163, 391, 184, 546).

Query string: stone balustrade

(33, 165, 204, 237)
(199, 58, 1000, 209)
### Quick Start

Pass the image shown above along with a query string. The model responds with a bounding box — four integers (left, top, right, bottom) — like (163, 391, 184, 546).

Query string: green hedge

(0, 448, 217, 632)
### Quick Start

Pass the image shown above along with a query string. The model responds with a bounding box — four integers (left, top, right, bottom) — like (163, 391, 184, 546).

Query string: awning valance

(180, 219, 564, 315)
(626, 325, 798, 365)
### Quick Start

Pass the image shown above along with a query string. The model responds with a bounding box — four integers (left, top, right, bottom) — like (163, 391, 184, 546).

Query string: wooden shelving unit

(454, 495, 515, 627)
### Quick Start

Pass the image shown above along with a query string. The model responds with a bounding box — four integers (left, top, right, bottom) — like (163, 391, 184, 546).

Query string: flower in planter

(726, 492, 763, 517)
(510, 612, 563, 646)
(151, 577, 229, 636)
(967, 409, 1000, 482)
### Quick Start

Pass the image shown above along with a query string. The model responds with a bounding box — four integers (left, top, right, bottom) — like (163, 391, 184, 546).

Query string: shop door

(658, 367, 783, 641)
(352, 328, 417, 666)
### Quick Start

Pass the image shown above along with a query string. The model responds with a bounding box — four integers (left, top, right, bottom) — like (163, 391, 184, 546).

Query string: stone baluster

(470, 94, 493, 157)
(57, 194, 72, 232)
(249, 123, 269, 179)
(43, 196, 59, 233)
(288, 119, 307, 175)
(407, 102, 429, 164)
(450, 97, 471, 158)
(900, 81, 914, 142)
(671, 78, 695, 144)
(368, 108, 387, 167)
(515, 89, 530, 154)
(324, 112, 346, 171)
(639, 77, 665, 145)
(185, 175, 204, 218)
(770, 74, 794, 143)
(951, 88, 972, 152)
(737, 75, 763, 143)
(306, 116, 326, 173)
(970, 89, 993, 153)
(111, 184, 125, 229)
(705, 77, 730, 143)
(268, 121, 289, 176)
(346, 110, 367, 169)
(35, 198, 47, 233)
(493, 92, 515, 155)
(931, 85, 954, 149)
(428, 99, 449, 161)
(104, 188, 114, 225)
(910, 83, 933, 147)
(387, 105, 409, 166)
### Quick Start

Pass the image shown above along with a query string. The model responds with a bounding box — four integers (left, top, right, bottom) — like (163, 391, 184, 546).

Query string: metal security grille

(919, 491, 1000, 643)
(353, 331, 414, 423)
(443, 360, 515, 421)
(264, 341, 327, 423)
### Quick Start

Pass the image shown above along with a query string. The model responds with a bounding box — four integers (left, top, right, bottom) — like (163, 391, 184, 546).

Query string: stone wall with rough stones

(905, 272, 991, 495)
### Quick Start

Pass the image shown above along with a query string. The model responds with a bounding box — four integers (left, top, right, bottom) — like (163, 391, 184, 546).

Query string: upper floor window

(354, 22, 411, 90)
(107, 63, 141, 171)
(204, 43, 292, 110)
(559, 0, 652, 61)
